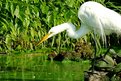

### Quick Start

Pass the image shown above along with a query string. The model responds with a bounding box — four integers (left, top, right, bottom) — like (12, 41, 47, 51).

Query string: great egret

(36, 1, 121, 71)
(36, 1, 121, 46)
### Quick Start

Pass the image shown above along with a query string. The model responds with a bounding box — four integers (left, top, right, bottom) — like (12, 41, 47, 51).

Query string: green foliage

(0, 0, 83, 52)
(0, 0, 121, 53)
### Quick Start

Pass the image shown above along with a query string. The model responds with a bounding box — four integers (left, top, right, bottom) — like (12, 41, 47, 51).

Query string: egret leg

(97, 46, 112, 64)
(91, 40, 112, 73)
(103, 46, 112, 57)
(91, 36, 97, 73)
(90, 32, 99, 73)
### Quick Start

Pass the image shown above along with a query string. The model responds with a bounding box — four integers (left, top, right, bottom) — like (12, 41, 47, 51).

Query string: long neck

(65, 23, 90, 39)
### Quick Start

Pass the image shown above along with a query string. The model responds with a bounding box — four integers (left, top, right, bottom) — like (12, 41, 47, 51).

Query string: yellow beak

(36, 32, 52, 46)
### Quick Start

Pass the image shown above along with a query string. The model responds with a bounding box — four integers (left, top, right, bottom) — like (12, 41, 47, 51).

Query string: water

(0, 53, 90, 81)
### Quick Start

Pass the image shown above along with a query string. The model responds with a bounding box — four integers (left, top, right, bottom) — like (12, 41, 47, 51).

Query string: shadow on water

(0, 53, 90, 81)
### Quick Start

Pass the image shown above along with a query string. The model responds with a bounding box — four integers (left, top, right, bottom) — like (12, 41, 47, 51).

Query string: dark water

(0, 53, 90, 81)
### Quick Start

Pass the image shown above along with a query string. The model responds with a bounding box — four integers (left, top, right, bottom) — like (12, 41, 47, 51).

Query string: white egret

(36, 1, 121, 71)
(36, 1, 121, 46)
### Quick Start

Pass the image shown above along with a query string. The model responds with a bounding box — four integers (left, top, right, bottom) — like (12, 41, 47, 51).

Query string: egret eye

(48, 32, 53, 34)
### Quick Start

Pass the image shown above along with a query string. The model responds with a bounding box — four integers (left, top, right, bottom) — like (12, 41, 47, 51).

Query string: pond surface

(0, 53, 90, 81)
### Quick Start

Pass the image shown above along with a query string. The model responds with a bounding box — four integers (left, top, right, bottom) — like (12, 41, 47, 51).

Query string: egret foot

(90, 46, 112, 72)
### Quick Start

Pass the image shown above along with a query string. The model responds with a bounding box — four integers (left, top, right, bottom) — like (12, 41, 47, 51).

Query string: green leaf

(10, 3, 14, 17)
(41, 2, 49, 14)
(14, 5, 20, 18)
(5, 35, 12, 50)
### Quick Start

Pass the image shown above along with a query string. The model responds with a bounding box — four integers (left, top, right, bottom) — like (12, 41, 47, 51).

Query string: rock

(84, 71, 109, 81)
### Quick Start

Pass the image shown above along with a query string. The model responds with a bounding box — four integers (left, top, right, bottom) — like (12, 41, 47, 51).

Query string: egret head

(36, 25, 68, 46)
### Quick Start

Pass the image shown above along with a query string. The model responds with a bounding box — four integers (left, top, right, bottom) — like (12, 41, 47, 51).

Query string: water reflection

(0, 54, 90, 81)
